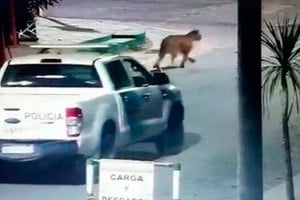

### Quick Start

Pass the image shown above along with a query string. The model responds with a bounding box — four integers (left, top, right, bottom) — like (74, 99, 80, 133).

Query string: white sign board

(99, 159, 154, 200)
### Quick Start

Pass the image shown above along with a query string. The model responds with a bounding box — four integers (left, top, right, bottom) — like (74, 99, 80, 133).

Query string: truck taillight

(66, 107, 83, 137)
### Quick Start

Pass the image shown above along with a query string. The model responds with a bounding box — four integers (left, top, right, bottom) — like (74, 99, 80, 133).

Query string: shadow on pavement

(162, 65, 182, 70)
(182, 132, 202, 152)
(40, 16, 100, 33)
(115, 132, 201, 160)
(0, 159, 86, 185)
(51, 25, 99, 33)
(0, 132, 200, 185)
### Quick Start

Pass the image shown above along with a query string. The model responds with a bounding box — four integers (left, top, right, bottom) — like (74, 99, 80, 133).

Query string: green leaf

(262, 15, 300, 118)
(26, 0, 62, 13)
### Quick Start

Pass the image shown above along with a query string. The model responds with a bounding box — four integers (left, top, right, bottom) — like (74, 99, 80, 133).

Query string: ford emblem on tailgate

(4, 118, 21, 124)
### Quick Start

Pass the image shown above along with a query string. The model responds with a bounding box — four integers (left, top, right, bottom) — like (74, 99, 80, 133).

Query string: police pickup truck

(0, 53, 184, 165)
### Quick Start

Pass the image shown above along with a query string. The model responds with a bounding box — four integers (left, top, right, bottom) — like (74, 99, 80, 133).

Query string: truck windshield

(0, 64, 102, 88)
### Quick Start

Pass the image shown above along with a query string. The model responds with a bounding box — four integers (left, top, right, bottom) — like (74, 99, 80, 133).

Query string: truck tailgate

(0, 90, 81, 140)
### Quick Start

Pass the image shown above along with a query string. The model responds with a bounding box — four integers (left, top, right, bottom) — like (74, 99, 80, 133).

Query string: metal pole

(0, 27, 7, 66)
(237, 0, 262, 200)
(8, 0, 17, 46)
(172, 164, 181, 200)
(86, 159, 94, 198)
(0, 1, 7, 65)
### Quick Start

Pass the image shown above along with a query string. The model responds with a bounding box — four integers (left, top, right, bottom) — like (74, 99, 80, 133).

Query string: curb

(35, 17, 147, 54)
(264, 173, 300, 200)
(76, 32, 146, 54)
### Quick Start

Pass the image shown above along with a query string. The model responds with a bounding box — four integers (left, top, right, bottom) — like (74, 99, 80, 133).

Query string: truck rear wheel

(70, 121, 116, 176)
(155, 105, 184, 156)
(100, 121, 116, 158)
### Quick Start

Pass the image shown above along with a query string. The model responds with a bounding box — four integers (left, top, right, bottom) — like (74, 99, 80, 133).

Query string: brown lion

(153, 30, 202, 71)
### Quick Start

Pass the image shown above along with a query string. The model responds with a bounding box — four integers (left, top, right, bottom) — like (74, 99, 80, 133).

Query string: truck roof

(8, 53, 119, 66)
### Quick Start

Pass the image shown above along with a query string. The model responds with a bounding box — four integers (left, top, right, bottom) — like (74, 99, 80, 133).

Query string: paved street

(1, 0, 300, 200)
(44, 0, 235, 22)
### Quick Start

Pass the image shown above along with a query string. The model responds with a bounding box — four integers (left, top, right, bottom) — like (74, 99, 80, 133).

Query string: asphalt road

(2, 0, 300, 200)
(44, 0, 235, 23)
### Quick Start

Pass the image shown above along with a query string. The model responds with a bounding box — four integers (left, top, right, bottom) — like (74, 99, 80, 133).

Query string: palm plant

(262, 15, 300, 200)
(16, 0, 62, 41)
(26, 0, 62, 15)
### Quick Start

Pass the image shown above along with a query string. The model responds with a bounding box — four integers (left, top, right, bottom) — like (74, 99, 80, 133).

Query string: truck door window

(122, 59, 152, 85)
(105, 60, 133, 90)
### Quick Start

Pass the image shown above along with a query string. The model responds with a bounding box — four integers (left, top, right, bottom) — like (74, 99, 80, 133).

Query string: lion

(153, 29, 202, 71)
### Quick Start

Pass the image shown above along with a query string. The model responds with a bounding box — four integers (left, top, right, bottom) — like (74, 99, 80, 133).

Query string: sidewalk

(264, 173, 300, 200)
(10, 15, 228, 70)
(10, 17, 197, 70)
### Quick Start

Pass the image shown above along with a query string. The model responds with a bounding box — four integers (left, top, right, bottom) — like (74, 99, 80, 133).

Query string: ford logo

(4, 118, 21, 124)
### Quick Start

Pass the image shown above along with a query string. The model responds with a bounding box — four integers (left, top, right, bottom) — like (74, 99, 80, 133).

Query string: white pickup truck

(0, 53, 184, 165)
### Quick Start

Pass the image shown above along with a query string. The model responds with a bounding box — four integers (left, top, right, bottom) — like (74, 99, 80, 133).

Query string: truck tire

(70, 121, 116, 176)
(155, 104, 184, 156)
(100, 121, 116, 158)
